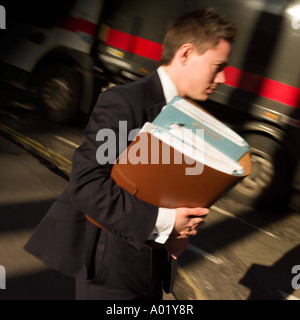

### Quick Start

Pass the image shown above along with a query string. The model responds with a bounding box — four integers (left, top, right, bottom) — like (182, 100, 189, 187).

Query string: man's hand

(172, 207, 209, 239)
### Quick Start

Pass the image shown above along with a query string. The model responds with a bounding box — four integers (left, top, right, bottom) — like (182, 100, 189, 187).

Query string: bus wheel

(225, 133, 291, 211)
(36, 64, 82, 124)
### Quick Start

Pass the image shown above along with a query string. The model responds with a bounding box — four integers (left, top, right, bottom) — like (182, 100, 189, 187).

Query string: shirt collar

(157, 66, 179, 103)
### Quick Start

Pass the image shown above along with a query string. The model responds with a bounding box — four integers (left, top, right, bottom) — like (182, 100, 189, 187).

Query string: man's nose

(215, 70, 226, 84)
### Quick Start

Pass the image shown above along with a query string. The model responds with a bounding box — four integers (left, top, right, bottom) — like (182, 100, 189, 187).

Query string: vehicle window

(9, 0, 76, 28)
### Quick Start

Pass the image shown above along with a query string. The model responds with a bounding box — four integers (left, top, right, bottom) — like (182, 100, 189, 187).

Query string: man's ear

(178, 43, 194, 66)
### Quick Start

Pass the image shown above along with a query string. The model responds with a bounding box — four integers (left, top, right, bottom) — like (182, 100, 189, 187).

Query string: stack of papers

(142, 96, 249, 175)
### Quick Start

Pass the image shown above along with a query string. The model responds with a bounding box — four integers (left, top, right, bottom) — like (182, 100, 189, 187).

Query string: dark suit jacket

(24, 71, 175, 287)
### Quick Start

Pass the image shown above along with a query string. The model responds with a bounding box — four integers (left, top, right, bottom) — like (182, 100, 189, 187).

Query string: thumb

(185, 207, 209, 217)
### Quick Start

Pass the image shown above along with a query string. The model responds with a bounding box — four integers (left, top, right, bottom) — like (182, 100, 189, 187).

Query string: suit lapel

(143, 71, 166, 122)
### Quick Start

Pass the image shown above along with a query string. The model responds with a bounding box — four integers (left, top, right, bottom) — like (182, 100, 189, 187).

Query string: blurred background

(0, 0, 299, 300)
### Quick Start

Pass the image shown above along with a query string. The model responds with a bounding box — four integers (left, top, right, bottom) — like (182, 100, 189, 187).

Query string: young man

(25, 8, 238, 300)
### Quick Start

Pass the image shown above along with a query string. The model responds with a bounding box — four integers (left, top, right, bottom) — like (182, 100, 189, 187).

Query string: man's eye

(216, 64, 225, 72)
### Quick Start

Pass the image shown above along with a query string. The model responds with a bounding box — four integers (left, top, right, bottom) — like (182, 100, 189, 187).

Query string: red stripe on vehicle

(225, 67, 300, 108)
(59, 16, 97, 36)
(105, 29, 162, 61)
(104, 28, 300, 108)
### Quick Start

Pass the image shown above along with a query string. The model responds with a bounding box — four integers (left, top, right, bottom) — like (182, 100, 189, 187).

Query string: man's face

(179, 39, 231, 101)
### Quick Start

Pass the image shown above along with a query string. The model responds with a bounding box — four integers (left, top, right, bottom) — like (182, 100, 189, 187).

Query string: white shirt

(148, 67, 179, 244)
(157, 66, 179, 103)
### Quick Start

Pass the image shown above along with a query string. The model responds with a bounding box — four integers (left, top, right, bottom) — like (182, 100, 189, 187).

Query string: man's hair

(159, 7, 238, 66)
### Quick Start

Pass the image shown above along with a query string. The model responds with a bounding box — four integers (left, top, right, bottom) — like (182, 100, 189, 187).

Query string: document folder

(111, 97, 251, 208)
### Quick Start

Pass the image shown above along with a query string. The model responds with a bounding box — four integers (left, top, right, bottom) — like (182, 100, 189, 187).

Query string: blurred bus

(0, 0, 299, 211)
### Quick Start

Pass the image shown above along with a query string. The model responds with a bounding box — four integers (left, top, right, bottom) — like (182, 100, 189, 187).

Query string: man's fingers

(194, 221, 206, 230)
(173, 207, 210, 237)
(187, 207, 209, 215)
(190, 216, 207, 228)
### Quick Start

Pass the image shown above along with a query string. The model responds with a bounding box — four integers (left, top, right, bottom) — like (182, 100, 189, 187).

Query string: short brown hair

(159, 7, 238, 66)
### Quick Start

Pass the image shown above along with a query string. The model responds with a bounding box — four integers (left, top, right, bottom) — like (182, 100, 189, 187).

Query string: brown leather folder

(111, 131, 251, 209)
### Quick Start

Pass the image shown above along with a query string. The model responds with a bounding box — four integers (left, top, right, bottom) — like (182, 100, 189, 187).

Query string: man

(25, 8, 238, 300)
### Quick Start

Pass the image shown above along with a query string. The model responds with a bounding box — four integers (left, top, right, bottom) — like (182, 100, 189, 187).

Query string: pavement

(0, 134, 176, 300)
(0, 135, 75, 300)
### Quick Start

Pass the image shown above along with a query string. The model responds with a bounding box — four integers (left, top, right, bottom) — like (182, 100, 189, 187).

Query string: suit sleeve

(68, 88, 159, 250)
